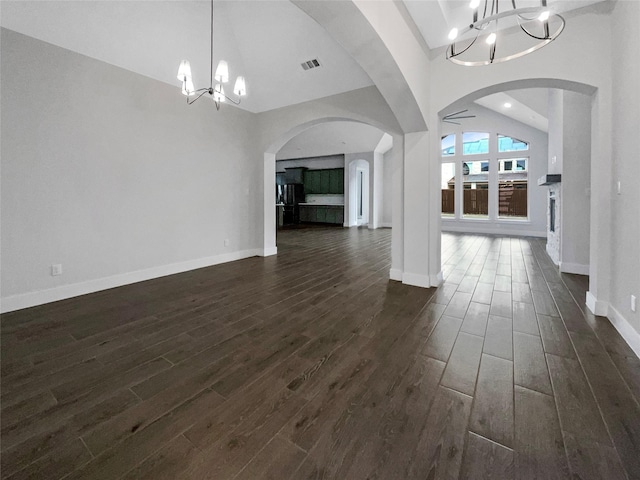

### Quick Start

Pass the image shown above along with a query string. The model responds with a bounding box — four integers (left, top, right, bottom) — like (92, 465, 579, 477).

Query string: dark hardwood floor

(1, 227, 639, 479)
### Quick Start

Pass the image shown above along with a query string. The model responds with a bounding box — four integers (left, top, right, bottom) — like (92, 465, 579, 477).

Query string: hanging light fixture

(446, 0, 565, 66)
(176, 0, 246, 109)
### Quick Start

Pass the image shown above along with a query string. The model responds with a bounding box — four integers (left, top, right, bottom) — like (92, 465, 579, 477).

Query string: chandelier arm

(447, 34, 480, 59)
(186, 89, 210, 105)
(220, 93, 242, 106)
(517, 19, 552, 41)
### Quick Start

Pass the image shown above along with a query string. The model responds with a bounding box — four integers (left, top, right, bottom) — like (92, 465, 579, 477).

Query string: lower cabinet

(299, 205, 344, 225)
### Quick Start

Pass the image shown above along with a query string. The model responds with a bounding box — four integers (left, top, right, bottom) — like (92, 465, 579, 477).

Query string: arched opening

(263, 117, 394, 255)
(435, 78, 603, 312)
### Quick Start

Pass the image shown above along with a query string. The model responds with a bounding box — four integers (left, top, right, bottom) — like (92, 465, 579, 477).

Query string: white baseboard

(402, 272, 431, 289)
(559, 262, 589, 275)
(442, 224, 547, 238)
(262, 247, 277, 257)
(389, 268, 403, 282)
(608, 305, 640, 359)
(586, 291, 609, 316)
(0, 248, 262, 314)
(381, 222, 392, 229)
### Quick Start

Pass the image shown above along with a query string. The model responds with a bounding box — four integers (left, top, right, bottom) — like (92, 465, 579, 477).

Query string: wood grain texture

(459, 432, 514, 480)
(440, 332, 484, 396)
(514, 386, 569, 479)
(513, 332, 552, 395)
(2, 230, 638, 480)
(537, 314, 576, 359)
(469, 354, 514, 448)
(407, 386, 472, 480)
(483, 315, 513, 360)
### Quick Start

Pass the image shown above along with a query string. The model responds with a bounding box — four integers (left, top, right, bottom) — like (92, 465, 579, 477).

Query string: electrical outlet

(51, 264, 62, 276)
(224, 239, 230, 247)
(632, 295, 637, 313)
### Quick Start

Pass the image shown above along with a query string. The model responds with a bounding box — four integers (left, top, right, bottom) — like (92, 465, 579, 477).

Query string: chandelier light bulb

(469, 0, 480, 9)
(177, 60, 192, 81)
(181, 77, 195, 96)
(448, 28, 459, 41)
(486, 32, 497, 45)
(213, 84, 226, 103)
(233, 76, 247, 97)
(538, 10, 550, 21)
(215, 60, 229, 83)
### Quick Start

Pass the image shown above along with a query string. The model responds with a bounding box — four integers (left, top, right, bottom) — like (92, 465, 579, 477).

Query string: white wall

(610, 0, 640, 341)
(440, 104, 548, 237)
(382, 148, 393, 227)
(0, 29, 261, 311)
(560, 90, 591, 275)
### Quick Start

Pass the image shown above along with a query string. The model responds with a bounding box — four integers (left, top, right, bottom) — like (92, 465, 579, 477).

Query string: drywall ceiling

(474, 89, 549, 132)
(276, 122, 385, 160)
(403, 0, 609, 50)
(0, 1, 374, 113)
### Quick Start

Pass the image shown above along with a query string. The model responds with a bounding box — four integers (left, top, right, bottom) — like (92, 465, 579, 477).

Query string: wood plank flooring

(2, 227, 640, 479)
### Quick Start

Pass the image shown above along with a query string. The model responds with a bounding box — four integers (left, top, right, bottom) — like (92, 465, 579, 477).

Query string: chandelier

(446, 0, 565, 66)
(177, 0, 246, 109)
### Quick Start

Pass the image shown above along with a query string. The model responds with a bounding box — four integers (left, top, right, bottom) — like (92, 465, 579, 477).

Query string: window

(441, 163, 455, 217)
(463, 132, 490, 155)
(462, 160, 489, 219)
(443, 132, 531, 222)
(441, 134, 455, 156)
(499, 158, 528, 219)
(498, 134, 529, 152)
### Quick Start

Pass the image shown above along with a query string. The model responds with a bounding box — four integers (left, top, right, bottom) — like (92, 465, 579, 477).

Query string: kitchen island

(298, 203, 344, 225)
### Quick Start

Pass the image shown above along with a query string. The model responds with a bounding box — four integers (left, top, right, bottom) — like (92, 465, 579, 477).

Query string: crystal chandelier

(177, 0, 246, 109)
(446, 0, 565, 66)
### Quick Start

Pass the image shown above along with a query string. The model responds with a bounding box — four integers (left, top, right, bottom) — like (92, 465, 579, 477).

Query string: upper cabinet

(304, 168, 344, 194)
(284, 167, 306, 184)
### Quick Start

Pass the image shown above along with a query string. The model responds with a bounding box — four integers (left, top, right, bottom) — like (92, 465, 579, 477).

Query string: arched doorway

(434, 78, 606, 314)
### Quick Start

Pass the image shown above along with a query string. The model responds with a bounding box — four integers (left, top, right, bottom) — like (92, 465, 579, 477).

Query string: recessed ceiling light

(504, 102, 512, 108)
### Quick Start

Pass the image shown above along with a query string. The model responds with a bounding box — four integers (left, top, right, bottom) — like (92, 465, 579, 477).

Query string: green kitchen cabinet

(303, 168, 344, 195)
(315, 206, 327, 223)
(325, 206, 337, 224)
(329, 169, 344, 194)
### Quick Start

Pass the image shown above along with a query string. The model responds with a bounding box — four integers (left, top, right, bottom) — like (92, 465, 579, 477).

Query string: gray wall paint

(560, 91, 591, 272)
(382, 148, 393, 226)
(1, 29, 261, 299)
(610, 1, 640, 334)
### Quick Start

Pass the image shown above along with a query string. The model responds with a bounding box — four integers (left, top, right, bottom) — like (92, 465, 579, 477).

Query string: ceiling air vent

(301, 58, 321, 71)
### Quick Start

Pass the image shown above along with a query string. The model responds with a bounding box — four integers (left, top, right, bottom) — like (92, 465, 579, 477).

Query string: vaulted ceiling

(1, 0, 609, 154)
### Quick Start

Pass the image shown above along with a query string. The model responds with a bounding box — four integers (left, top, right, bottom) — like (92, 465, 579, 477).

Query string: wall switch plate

(617, 181, 621, 195)
(51, 264, 62, 276)
(632, 295, 637, 313)
(224, 239, 230, 247)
